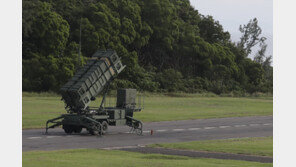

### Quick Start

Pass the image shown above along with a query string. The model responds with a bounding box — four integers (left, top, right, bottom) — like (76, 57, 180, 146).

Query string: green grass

(22, 92, 272, 129)
(22, 149, 272, 167)
(149, 137, 273, 157)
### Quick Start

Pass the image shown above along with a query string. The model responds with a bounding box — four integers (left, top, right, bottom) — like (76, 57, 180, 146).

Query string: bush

(156, 69, 184, 92)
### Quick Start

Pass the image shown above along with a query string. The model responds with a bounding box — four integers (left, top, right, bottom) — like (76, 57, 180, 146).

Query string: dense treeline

(23, 0, 273, 94)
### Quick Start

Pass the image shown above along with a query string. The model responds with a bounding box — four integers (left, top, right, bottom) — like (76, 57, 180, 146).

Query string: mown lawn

(23, 149, 272, 167)
(150, 137, 273, 157)
(22, 92, 272, 129)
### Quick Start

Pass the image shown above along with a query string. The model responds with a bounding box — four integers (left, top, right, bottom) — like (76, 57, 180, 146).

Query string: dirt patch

(119, 147, 272, 163)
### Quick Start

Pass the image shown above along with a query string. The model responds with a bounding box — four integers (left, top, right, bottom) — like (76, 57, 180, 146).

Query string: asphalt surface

(23, 116, 272, 152)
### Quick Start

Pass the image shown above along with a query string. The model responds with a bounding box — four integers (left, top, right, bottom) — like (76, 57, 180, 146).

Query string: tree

(254, 42, 267, 64)
(23, 0, 70, 58)
(238, 18, 266, 57)
(22, 0, 81, 92)
(156, 69, 184, 92)
(254, 41, 273, 92)
(22, 0, 272, 93)
(254, 41, 272, 70)
(198, 15, 230, 44)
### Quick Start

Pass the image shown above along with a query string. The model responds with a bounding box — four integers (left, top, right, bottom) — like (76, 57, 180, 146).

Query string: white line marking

(173, 129, 185, 131)
(142, 131, 150, 133)
(188, 128, 201, 131)
(219, 126, 230, 128)
(234, 125, 247, 127)
(156, 129, 167, 132)
(124, 132, 132, 134)
(250, 124, 260, 126)
(28, 137, 42, 139)
(46, 136, 60, 139)
(263, 123, 272, 126)
(204, 127, 215, 130)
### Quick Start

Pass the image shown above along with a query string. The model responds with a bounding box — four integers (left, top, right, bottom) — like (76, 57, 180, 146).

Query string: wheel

(63, 125, 74, 134)
(133, 121, 142, 129)
(101, 121, 108, 134)
(73, 126, 82, 133)
(88, 124, 100, 135)
(134, 122, 143, 135)
(88, 129, 99, 135)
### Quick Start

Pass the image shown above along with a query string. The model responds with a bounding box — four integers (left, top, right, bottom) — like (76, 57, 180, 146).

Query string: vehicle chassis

(46, 87, 143, 136)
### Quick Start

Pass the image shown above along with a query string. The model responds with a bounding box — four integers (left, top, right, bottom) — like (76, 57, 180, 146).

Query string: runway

(22, 116, 272, 152)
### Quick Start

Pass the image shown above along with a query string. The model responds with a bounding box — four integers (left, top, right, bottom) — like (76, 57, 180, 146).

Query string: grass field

(22, 149, 272, 167)
(150, 137, 273, 157)
(22, 92, 272, 129)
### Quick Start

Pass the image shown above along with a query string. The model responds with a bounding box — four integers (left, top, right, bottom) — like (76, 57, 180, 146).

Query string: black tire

(63, 125, 73, 134)
(133, 122, 142, 129)
(73, 126, 82, 133)
(88, 125, 100, 135)
(88, 129, 98, 135)
(101, 121, 108, 134)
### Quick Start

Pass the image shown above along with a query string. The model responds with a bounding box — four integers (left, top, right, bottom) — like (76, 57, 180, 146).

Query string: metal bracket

(126, 116, 143, 135)
(45, 115, 64, 134)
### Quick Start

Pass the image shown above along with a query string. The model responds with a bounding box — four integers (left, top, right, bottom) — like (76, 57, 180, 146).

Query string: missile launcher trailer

(46, 50, 143, 135)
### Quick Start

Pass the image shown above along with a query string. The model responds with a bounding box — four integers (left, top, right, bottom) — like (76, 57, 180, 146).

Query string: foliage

(254, 42, 273, 93)
(198, 15, 231, 44)
(22, 0, 272, 94)
(156, 69, 184, 92)
(237, 18, 266, 57)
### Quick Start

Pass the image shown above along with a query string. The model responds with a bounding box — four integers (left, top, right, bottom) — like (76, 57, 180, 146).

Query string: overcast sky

(189, 0, 273, 58)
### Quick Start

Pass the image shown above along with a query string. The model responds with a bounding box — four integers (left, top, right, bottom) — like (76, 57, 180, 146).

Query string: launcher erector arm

(59, 50, 125, 113)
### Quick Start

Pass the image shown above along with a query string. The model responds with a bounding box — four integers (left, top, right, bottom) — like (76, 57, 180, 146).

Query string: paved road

(23, 116, 272, 152)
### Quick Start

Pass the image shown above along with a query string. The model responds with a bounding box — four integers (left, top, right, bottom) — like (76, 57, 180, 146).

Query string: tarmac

(23, 115, 273, 152)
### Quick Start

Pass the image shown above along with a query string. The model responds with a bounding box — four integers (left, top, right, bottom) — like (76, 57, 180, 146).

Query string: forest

(22, 0, 273, 94)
